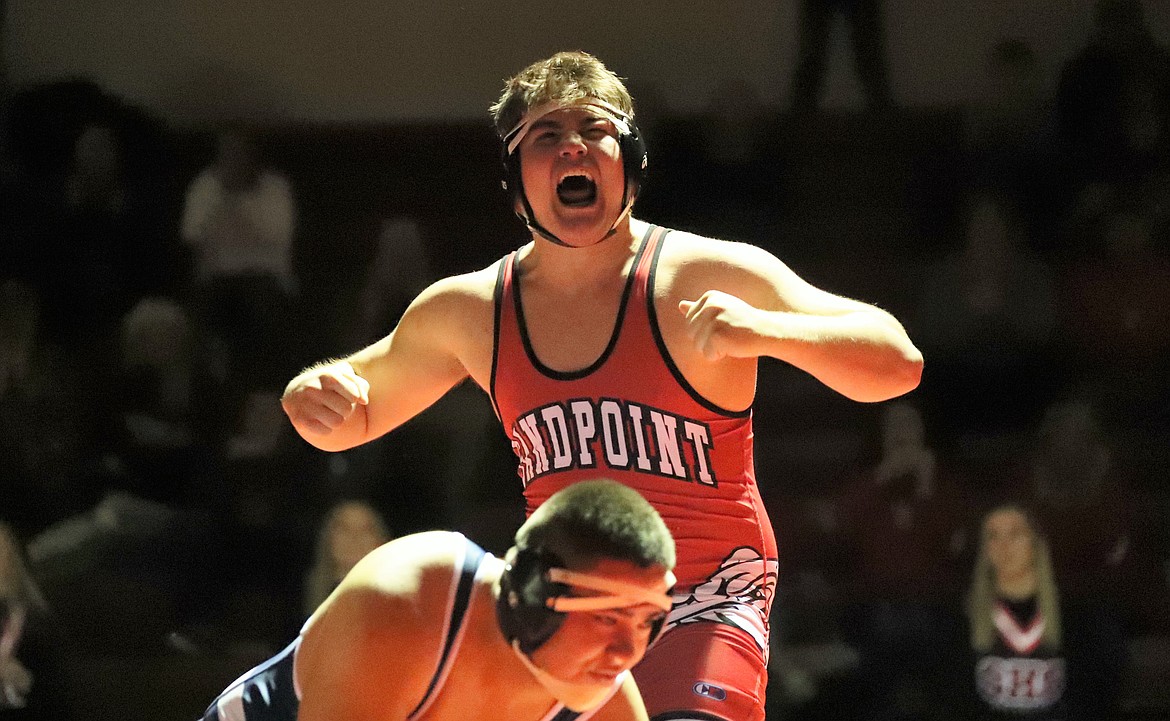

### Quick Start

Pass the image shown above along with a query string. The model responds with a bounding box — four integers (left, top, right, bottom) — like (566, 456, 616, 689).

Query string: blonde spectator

(963, 503, 1125, 720)
(301, 500, 391, 616)
(0, 522, 73, 719)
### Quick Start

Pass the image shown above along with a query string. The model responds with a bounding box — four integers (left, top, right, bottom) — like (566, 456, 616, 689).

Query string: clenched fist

(678, 290, 768, 361)
(281, 361, 371, 436)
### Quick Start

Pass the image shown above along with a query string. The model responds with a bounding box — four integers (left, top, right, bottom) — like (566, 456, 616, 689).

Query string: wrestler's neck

(522, 216, 646, 285)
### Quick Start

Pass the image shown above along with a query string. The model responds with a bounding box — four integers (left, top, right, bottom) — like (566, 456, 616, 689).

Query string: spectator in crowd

(963, 38, 1062, 251)
(915, 190, 1058, 445)
(1021, 398, 1166, 636)
(688, 78, 778, 237)
(62, 116, 184, 301)
(1055, 207, 1170, 425)
(97, 296, 233, 508)
(347, 216, 435, 350)
(1056, 0, 1170, 204)
(1, 80, 110, 287)
(181, 128, 296, 295)
(791, 0, 894, 113)
(38, 121, 154, 361)
(0, 279, 102, 534)
(180, 127, 297, 388)
(962, 503, 1125, 720)
(832, 402, 969, 720)
(0, 522, 75, 720)
(300, 499, 391, 618)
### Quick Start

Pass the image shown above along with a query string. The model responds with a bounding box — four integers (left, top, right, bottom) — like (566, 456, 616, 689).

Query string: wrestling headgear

(500, 99, 648, 247)
(495, 544, 674, 656)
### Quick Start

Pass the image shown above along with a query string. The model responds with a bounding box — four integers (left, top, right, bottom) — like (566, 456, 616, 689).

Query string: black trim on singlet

(406, 538, 487, 719)
(645, 230, 752, 419)
(200, 637, 301, 721)
(512, 225, 656, 381)
(550, 707, 585, 721)
(490, 257, 509, 423)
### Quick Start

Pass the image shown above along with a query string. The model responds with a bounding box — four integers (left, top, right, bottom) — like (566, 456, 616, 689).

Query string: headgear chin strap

(511, 640, 624, 712)
(500, 99, 647, 248)
(498, 552, 676, 713)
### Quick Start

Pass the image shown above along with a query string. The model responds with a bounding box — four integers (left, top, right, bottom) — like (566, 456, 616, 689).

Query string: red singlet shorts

(632, 622, 767, 721)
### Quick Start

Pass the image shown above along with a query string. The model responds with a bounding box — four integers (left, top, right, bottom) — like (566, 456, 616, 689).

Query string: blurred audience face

(964, 195, 1015, 265)
(120, 298, 193, 368)
(71, 124, 121, 181)
(1038, 400, 1102, 467)
(0, 281, 38, 347)
(0, 532, 17, 593)
(215, 131, 262, 192)
(0, 523, 30, 600)
(985, 38, 1041, 111)
(983, 507, 1036, 586)
(880, 402, 925, 456)
(1102, 210, 1152, 258)
(327, 501, 389, 575)
(0, 281, 40, 395)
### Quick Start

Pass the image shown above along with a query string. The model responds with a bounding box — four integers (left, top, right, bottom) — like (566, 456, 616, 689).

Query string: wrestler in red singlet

(491, 223, 779, 721)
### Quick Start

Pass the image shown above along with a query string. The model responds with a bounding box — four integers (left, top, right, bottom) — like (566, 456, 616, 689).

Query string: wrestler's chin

(546, 205, 617, 246)
(586, 669, 622, 684)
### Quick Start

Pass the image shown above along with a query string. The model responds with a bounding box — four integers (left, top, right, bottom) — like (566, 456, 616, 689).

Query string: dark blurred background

(0, 1, 1167, 720)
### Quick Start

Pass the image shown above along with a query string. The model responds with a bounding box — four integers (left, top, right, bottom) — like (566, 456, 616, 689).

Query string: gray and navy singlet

(197, 534, 608, 721)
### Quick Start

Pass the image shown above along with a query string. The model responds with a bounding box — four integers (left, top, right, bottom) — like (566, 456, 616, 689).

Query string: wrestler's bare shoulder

(304, 532, 469, 637)
(406, 262, 501, 330)
(346, 530, 467, 592)
(297, 532, 472, 712)
(417, 263, 499, 307)
(657, 228, 779, 269)
(654, 227, 787, 301)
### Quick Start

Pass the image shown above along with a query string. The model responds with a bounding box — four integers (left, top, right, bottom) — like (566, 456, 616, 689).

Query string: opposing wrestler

(199, 479, 676, 721)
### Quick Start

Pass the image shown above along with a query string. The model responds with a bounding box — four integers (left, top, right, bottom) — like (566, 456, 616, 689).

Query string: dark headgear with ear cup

(499, 104, 648, 245)
(496, 545, 570, 655)
(495, 544, 672, 656)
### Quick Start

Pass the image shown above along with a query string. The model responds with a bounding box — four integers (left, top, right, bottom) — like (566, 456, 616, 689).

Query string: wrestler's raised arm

(671, 235, 922, 403)
(281, 267, 496, 452)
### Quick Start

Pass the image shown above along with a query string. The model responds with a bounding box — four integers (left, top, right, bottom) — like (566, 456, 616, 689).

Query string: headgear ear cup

(496, 546, 570, 655)
(616, 121, 647, 206)
(500, 146, 526, 219)
(646, 598, 669, 648)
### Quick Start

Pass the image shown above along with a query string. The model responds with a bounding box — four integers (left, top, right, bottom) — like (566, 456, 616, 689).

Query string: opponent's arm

(678, 240, 922, 402)
(282, 274, 480, 451)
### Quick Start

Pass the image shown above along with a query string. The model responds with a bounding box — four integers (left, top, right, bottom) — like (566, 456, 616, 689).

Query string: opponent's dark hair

(515, 479, 675, 570)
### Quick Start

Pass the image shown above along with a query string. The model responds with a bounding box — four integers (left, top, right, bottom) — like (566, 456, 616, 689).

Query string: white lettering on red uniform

(510, 400, 716, 488)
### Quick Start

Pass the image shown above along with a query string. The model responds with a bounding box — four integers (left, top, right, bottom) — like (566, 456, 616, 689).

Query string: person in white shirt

(180, 129, 296, 295)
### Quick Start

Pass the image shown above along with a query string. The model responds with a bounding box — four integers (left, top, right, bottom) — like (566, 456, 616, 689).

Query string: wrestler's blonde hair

(966, 504, 1062, 652)
(490, 51, 635, 138)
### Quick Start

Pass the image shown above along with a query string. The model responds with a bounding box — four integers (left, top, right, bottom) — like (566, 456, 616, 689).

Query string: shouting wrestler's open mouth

(556, 174, 597, 207)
